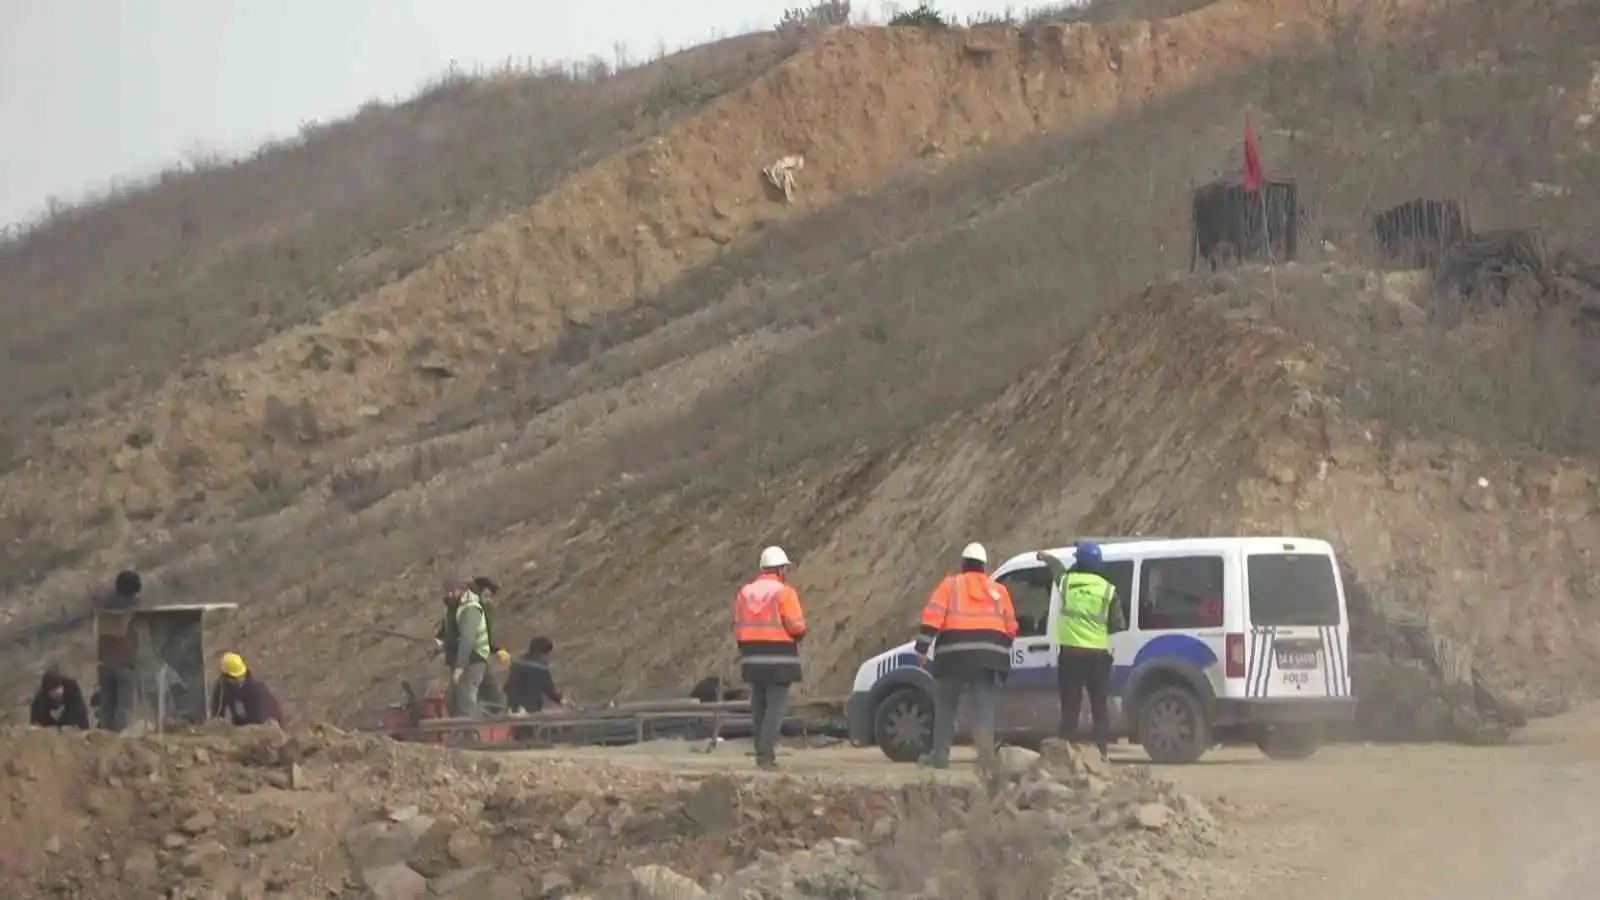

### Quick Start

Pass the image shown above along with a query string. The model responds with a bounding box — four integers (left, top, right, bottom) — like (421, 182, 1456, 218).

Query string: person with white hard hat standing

(733, 546, 809, 770)
(914, 542, 1018, 770)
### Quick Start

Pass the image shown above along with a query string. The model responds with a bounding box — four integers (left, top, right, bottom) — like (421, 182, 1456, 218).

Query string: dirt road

(524, 705, 1600, 899)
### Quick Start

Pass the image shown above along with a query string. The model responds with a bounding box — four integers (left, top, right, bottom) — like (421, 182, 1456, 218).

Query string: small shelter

(95, 602, 238, 733)
(1370, 198, 1470, 270)
(1190, 178, 1300, 271)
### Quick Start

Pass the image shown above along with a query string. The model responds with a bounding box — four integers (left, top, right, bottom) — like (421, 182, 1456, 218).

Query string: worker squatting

(37, 545, 1125, 765)
(34, 569, 567, 732)
(736, 539, 1123, 770)
(34, 570, 289, 732)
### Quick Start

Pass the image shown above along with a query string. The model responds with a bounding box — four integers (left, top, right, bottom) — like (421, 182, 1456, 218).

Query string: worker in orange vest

(914, 542, 1018, 770)
(733, 545, 808, 770)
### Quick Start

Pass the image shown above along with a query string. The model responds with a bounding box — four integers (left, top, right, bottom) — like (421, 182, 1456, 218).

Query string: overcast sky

(1, 0, 1051, 227)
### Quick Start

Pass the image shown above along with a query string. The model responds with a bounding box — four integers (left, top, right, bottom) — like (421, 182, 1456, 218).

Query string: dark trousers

(446, 659, 506, 718)
(98, 663, 139, 732)
(748, 680, 791, 764)
(1056, 647, 1113, 753)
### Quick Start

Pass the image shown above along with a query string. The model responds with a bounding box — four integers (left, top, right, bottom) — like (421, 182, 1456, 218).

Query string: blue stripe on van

(1132, 633, 1219, 669)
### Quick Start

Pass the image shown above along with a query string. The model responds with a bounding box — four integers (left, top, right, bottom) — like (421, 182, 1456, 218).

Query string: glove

(496, 648, 511, 665)
(451, 668, 462, 684)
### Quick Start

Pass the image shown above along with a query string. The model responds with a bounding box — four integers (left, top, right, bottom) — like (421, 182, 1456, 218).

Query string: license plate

(1274, 642, 1321, 670)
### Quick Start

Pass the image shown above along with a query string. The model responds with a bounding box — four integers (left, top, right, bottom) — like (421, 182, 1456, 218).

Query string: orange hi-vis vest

(733, 573, 807, 683)
(916, 571, 1018, 675)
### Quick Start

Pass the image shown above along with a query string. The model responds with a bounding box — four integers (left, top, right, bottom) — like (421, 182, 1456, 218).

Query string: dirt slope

(3, 0, 1598, 727)
(0, 725, 1227, 899)
(0, 34, 794, 459)
(511, 263, 1598, 704)
(0, 0, 1427, 600)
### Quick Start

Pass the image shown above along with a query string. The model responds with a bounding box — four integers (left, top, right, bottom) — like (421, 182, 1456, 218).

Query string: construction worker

(1037, 540, 1126, 763)
(95, 570, 145, 732)
(437, 577, 511, 716)
(448, 579, 494, 718)
(915, 542, 1018, 770)
(435, 581, 463, 660)
(506, 636, 564, 714)
(210, 652, 284, 726)
(30, 665, 90, 730)
(469, 576, 511, 711)
(733, 546, 808, 770)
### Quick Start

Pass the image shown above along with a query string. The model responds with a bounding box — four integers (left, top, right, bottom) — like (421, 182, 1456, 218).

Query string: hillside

(1, 0, 1597, 725)
(0, 0, 1412, 585)
(0, 32, 795, 503)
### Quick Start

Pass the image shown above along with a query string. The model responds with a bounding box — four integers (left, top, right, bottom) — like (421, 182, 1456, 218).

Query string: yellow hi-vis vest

(1056, 571, 1114, 651)
(456, 593, 492, 662)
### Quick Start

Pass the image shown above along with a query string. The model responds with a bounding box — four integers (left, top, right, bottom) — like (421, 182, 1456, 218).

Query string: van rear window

(1246, 553, 1342, 627)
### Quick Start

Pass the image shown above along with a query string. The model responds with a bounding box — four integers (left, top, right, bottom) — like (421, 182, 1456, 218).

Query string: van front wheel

(1257, 723, 1324, 761)
(1136, 686, 1211, 765)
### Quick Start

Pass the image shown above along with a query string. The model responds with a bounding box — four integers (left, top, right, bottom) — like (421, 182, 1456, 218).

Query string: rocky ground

(0, 725, 1224, 900)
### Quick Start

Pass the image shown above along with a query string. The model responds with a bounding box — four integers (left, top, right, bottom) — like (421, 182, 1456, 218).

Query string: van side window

(996, 566, 1052, 638)
(1138, 555, 1225, 630)
(1101, 560, 1134, 628)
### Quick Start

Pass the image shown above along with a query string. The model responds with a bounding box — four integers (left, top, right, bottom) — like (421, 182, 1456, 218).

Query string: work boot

(916, 754, 950, 770)
(972, 727, 1004, 795)
(972, 727, 999, 768)
(755, 756, 779, 771)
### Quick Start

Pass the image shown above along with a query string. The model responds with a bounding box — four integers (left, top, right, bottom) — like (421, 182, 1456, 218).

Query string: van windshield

(1246, 553, 1342, 627)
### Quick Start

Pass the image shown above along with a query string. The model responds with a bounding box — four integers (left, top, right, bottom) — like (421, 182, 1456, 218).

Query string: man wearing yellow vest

(450, 581, 494, 718)
(1037, 540, 1126, 763)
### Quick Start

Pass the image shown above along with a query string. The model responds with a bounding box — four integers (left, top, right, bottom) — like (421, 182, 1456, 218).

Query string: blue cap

(1074, 539, 1103, 568)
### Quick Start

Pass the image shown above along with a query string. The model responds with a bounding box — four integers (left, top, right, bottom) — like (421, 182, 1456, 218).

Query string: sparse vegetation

(0, 32, 799, 444)
(776, 0, 853, 35)
(0, 0, 1596, 722)
(889, 3, 951, 28)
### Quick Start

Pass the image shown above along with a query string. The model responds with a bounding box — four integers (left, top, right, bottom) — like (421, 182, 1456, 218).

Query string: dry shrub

(1263, 278, 1600, 456)
(874, 781, 1061, 899)
(775, 1, 852, 35)
(329, 446, 454, 513)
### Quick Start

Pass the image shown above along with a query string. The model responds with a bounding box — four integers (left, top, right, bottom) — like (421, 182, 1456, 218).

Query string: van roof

(998, 536, 1336, 571)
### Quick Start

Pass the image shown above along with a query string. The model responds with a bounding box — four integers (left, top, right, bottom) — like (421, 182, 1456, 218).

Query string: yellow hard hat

(220, 652, 247, 679)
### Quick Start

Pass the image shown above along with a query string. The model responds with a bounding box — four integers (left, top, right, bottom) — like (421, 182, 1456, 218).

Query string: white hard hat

(961, 542, 988, 565)
(759, 546, 792, 569)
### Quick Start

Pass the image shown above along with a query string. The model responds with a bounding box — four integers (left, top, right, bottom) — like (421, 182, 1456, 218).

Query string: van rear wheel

(1136, 686, 1211, 765)
(874, 687, 933, 763)
(1257, 723, 1324, 761)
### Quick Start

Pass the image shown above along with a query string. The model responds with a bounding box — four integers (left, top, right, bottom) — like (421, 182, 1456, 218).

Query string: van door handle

(1025, 642, 1051, 652)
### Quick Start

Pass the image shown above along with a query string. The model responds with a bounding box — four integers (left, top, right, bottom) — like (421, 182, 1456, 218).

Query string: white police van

(844, 536, 1356, 764)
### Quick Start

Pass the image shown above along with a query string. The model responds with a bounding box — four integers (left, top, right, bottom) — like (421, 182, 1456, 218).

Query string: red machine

(380, 681, 512, 745)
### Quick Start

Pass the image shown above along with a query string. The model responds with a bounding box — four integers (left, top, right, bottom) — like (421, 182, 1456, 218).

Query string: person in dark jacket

(505, 636, 564, 714)
(96, 569, 145, 731)
(914, 543, 1017, 771)
(31, 665, 91, 730)
(209, 652, 284, 726)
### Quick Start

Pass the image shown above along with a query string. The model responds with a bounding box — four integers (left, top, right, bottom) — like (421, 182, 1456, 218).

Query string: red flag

(1242, 114, 1264, 192)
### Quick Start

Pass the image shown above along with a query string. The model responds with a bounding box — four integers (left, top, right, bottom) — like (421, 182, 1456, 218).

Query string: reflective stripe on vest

(735, 578, 797, 665)
(928, 574, 1012, 657)
(456, 594, 492, 661)
(1056, 571, 1113, 650)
